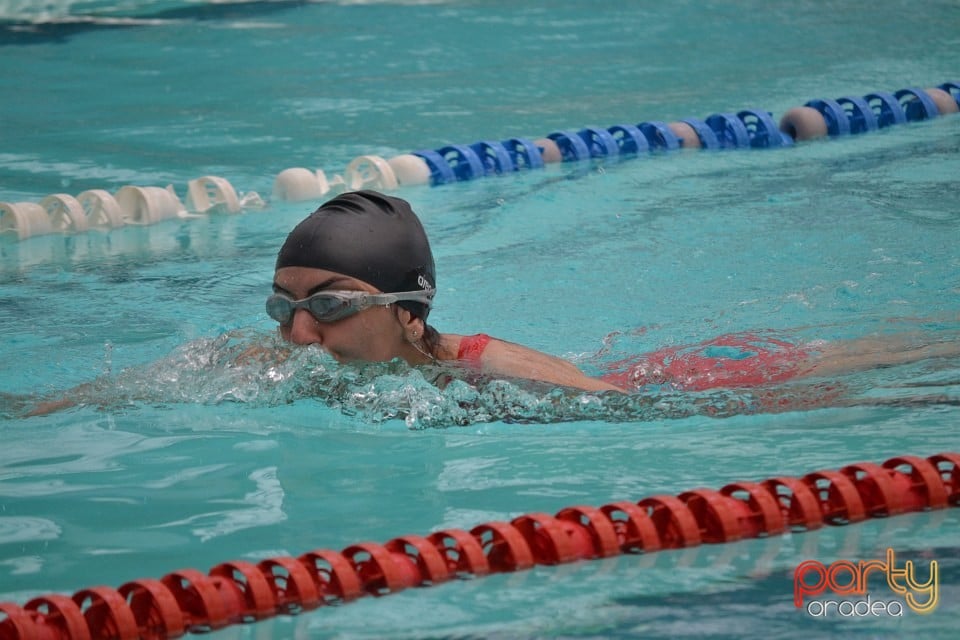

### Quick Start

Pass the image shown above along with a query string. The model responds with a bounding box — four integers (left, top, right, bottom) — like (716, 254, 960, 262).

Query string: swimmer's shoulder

(437, 332, 622, 393)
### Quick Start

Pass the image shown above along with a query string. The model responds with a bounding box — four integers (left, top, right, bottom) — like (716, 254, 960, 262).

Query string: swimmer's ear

(394, 305, 425, 341)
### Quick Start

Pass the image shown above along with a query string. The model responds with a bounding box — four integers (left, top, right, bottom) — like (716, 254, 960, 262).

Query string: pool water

(1, 1, 959, 638)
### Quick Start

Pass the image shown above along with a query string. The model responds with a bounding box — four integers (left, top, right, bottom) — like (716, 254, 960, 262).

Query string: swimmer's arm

(26, 397, 77, 417)
(20, 335, 291, 418)
(478, 339, 624, 393)
(18, 383, 93, 417)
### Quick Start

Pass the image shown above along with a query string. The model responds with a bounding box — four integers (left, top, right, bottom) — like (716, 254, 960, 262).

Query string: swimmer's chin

(313, 346, 359, 365)
(281, 342, 381, 366)
(303, 345, 345, 363)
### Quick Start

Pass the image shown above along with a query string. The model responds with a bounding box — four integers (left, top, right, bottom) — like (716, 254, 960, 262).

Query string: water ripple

(150, 465, 286, 542)
(0, 516, 61, 544)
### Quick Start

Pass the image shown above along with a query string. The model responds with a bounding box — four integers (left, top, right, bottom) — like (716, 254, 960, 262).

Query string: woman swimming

(268, 190, 958, 394)
(13, 189, 958, 420)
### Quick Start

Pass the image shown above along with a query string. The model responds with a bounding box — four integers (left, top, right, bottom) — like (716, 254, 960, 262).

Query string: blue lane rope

(413, 81, 957, 178)
(2, 81, 958, 244)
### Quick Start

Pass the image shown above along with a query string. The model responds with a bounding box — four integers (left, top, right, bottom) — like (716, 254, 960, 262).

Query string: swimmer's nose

(286, 308, 322, 345)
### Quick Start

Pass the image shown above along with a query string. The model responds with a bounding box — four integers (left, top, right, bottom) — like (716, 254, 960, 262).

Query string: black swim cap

(276, 190, 436, 319)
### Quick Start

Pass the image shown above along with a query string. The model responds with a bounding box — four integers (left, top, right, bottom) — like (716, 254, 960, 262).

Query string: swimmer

(269, 190, 959, 394)
(14, 190, 960, 418)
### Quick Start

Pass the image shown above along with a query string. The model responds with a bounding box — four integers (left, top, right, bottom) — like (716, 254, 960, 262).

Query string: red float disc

(117, 579, 185, 640)
(208, 561, 277, 620)
(73, 587, 139, 640)
(24, 594, 91, 640)
(761, 477, 823, 531)
(385, 535, 452, 585)
(511, 513, 579, 565)
(0, 603, 44, 640)
(599, 501, 662, 553)
(160, 569, 230, 631)
(469, 521, 535, 572)
(840, 462, 906, 516)
(256, 557, 321, 612)
(720, 481, 786, 536)
(928, 452, 960, 504)
(297, 549, 364, 602)
(802, 470, 867, 524)
(636, 495, 701, 548)
(342, 542, 410, 596)
(882, 455, 949, 509)
(555, 505, 621, 558)
(426, 529, 490, 577)
(678, 489, 745, 543)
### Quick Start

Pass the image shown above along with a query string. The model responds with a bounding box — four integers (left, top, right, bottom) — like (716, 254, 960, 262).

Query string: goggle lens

(266, 293, 351, 324)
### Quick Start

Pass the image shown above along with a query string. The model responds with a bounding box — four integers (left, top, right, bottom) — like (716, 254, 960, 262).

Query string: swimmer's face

(272, 266, 418, 363)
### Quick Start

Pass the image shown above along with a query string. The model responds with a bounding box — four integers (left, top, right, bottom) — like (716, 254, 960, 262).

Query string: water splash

(11, 330, 958, 428)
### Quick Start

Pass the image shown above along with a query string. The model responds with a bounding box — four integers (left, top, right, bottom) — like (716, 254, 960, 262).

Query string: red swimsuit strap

(457, 333, 492, 364)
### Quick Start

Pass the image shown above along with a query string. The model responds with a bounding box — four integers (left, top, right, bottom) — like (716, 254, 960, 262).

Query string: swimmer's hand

(0, 390, 81, 418)
(0, 392, 39, 418)
(220, 329, 291, 367)
(11, 333, 294, 419)
(233, 342, 289, 367)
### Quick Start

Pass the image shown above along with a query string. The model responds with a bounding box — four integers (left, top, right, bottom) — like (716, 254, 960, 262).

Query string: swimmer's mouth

(311, 344, 343, 363)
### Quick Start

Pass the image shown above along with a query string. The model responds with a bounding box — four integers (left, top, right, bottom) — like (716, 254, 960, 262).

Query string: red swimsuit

(600, 332, 814, 391)
(457, 333, 492, 364)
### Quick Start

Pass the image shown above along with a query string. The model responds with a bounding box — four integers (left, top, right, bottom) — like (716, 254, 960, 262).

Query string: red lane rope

(1, 451, 957, 640)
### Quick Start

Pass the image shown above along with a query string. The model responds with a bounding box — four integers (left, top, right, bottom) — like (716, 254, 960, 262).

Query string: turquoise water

(1, 1, 959, 638)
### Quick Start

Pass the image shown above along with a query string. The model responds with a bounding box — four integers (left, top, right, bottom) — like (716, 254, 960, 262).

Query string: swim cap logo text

(794, 548, 938, 617)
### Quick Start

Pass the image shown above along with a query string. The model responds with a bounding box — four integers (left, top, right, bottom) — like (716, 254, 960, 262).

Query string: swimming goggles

(266, 289, 435, 324)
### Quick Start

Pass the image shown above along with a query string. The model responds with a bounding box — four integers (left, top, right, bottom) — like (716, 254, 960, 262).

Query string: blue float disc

(469, 141, 516, 175)
(547, 130, 592, 162)
(411, 149, 457, 186)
